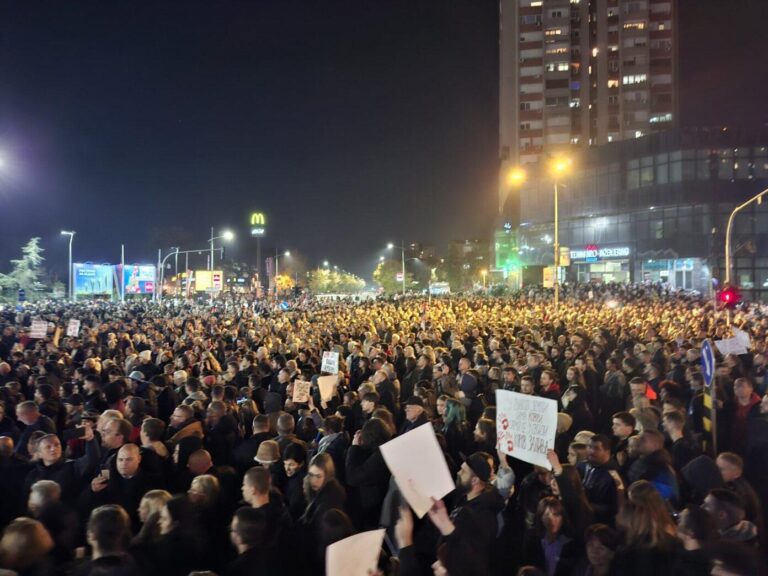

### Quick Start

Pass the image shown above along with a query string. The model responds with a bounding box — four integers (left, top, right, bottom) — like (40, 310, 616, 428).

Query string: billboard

(121, 264, 156, 294)
(195, 270, 224, 291)
(74, 263, 113, 296)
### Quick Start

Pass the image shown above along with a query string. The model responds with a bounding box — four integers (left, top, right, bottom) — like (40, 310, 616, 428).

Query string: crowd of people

(0, 285, 766, 575)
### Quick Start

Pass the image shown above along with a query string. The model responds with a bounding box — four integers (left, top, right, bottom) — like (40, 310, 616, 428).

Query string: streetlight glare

(284, 251, 291, 257)
(387, 243, 394, 250)
(506, 167, 526, 187)
(323, 260, 329, 267)
(379, 256, 385, 262)
(222, 230, 235, 241)
(550, 157, 572, 176)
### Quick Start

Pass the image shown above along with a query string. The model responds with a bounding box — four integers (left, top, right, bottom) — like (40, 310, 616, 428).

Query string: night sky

(1, 0, 766, 280)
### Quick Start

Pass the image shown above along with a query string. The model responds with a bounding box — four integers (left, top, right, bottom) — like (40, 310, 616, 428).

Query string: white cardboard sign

(321, 351, 340, 374)
(496, 390, 558, 470)
(380, 423, 455, 518)
(326, 528, 385, 576)
(292, 380, 312, 404)
(317, 375, 337, 403)
(66, 319, 81, 338)
(30, 320, 48, 339)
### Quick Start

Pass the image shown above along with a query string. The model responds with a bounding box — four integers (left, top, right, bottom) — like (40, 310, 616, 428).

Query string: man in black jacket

(399, 396, 429, 435)
(578, 434, 623, 525)
(224, 506, 284, 576)
(15, 401, 56, 458)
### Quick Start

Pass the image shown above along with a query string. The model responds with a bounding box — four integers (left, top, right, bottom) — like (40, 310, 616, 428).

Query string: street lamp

(60, 230, 75, 302)
(387, 242, 407, 296)
(274, 250, 291, 297)
(323, 260, 329, 267)
(209, 228, 234, 270)
(550, 156, 572, 312)
(725, 186, 768, 286)
(481, 269, 488, 291)
(506, 167, 527, 188)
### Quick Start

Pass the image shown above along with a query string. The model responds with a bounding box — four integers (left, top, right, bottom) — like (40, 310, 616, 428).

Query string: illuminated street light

(549, 156, 572, 312)
(506, 167, 526, 187)
(379, 256, 385, 262)
(209, 228, 235, 271)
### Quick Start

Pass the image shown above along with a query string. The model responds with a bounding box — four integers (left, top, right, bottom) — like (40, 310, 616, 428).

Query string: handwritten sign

(66, 319, 81, 338)
(380, 423, 455, 518)
(321, 351, 340, 374)
(292, 380, 312, 404)
(30, 320, 48, 339)
(496, 390, 558, 470)
(317, 375, 337, 403)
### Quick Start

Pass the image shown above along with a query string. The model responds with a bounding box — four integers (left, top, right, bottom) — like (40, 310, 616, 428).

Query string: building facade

(512, 128, 768, 300)
(499, 0, 677, 212)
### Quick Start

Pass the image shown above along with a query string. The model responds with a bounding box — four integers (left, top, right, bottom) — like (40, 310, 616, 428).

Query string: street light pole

(60, 231, 75, 302)
(725, 186, 768, 286)
(400, 242, 406, 296)
(209, 227, 215, 271)
(554, 180, 560, 312)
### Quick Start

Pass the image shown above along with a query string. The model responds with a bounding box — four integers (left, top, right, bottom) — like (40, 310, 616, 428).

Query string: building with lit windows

(498, 0, 677, 217)
(511, 128, 768, 300)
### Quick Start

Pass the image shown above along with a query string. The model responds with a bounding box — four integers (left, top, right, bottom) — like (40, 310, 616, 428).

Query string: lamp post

(274, 250, 290, 298)
(60, 231, 75, 302)
(387, 242, 406, 296)
(209, 228, 234, 271)
(725, 186, 768, 286)
(481, 269, 488, 291)
(550, 157, 572, 312)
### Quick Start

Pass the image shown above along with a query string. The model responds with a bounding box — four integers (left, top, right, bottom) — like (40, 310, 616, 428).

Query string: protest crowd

(0, 282, 767, 575)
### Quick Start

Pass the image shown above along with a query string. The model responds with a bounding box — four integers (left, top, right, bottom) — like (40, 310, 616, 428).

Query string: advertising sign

(569, 245, 631, 262)
(496, 390, 558, 469)
(195, 270, 224, 292)
(121, 264, 156, 294)
(74, 263, 113, 296)
(250, 212, 267, 237)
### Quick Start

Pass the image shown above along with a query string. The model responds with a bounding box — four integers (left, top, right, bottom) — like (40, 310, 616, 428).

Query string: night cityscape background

(0, 0, 767, 295)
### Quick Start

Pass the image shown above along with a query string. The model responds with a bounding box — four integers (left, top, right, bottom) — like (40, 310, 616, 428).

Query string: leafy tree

(308, 268, 365, 294)
(0, 238, 46, 300)
(373, 259, 414, 295)
(275, 274, 294, 293)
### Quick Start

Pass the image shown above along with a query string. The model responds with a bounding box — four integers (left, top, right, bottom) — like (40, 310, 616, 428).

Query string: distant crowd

(0, 286, 767, 575)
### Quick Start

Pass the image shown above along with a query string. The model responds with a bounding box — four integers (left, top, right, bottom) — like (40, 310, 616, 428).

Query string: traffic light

(718, 285, 742, 309)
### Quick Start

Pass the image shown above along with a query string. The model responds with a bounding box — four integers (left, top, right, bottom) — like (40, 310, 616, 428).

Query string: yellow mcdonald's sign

(250, 212, 266, 226)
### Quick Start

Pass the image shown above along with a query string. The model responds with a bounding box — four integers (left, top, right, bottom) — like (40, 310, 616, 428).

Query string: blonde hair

(189, 475, 220, 505)
(140, 489, 172, 518)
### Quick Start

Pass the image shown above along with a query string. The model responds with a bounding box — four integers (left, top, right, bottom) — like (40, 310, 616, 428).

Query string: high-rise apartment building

(499, 0, 678, 211)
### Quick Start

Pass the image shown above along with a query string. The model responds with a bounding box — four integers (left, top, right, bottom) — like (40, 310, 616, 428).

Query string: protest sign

(292, 380, 312, 404)
(30, 320, 48, 339)
(66, 319, 81, 338)
(317, 375, 337, 403)
(733, 328, 751, 351)
(380, 423, 454, 518)
(321, 351, 340, 374)
(496, 390, 558, 470)
(326, 528, 385, 576)
(715, 336, 748, 357)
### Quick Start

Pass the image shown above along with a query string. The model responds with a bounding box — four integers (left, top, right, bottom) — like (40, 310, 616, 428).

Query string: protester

(0, 289, 765, 575)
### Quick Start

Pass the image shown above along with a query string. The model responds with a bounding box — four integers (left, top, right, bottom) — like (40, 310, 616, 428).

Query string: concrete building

(499, 0, 677, 213)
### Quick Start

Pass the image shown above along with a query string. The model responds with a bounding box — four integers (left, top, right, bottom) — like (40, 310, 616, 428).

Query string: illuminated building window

(608, 79, 619, 88)
(623, 21, 646, 30)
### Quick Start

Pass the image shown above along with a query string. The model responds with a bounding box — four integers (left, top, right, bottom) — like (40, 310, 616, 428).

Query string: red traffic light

(718, 286, 742, 308)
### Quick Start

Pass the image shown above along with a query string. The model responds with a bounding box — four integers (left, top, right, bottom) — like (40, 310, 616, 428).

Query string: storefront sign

(569, 245, 631, 262)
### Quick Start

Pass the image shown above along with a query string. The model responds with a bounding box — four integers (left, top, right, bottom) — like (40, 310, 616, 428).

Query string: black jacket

(345, 445, 391, 529)
(577, 459, 622, 525)
(23, 438, 100, 503)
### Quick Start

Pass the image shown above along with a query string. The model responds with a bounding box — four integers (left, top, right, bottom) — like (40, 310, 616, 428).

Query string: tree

(275, 274, 294, 293)
(308, 268, 331, 294)
(373, 259, 414, 295)
(0, 238, 46, 300)
(308, 268, 365, 294)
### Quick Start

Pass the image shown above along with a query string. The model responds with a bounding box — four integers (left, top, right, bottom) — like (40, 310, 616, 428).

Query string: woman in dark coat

(345, 418, 392, 530)
(299, 453, 347, 533)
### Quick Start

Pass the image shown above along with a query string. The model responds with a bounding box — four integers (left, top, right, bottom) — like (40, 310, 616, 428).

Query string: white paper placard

(66, 319, 81, 338)
(30, 320, 48, 339)
(321, 351, 340, 374)
(317, 375, 337, 403)
(292, 380, 311, 404)
(380, 423, 455, 518)
(326, 528, 385, 576)
(496, 390, 558, 470)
